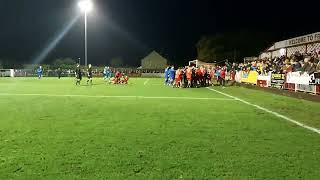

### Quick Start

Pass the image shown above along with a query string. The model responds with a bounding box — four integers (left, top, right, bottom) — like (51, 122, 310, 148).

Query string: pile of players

(165, 65, 228, 88)
(103, 66, 129, 85)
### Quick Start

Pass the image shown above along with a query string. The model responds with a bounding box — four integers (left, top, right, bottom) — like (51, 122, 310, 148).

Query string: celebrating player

(164, 66, 170, 85)
(174, 68, 182, 88)
(103, 66, 111, 82)
(186, 67, 192, 88)
(168, 66, 175, 86)
(121, 74, 129, 84)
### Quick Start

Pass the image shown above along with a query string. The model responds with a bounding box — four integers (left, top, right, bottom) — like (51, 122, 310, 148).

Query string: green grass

(0, 77, 319, 179)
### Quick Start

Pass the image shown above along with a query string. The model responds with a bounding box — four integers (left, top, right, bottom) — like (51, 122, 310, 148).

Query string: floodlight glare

(78, 0, 93, 13)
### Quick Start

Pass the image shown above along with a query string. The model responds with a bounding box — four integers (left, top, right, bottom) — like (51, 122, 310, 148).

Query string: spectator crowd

(233, 51, 320, 75)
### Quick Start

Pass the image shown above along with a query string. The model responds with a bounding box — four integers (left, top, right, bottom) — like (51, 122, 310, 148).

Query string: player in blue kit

(168, 67, 175, 86)
(37, 66, 43, 79)
(164, 66, 170, 85)
(103, 66, 111, 82)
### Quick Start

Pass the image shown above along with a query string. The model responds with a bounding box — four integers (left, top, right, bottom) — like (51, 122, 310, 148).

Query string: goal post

(0, 69, 15, 77)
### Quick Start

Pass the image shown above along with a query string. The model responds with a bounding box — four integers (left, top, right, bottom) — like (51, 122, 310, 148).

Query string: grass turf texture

(0, 77, 320, 179)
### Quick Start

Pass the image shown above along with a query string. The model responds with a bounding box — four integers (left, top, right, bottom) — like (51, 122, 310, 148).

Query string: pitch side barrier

(235, 71, 320, 95)
(0, 69, 15, 77)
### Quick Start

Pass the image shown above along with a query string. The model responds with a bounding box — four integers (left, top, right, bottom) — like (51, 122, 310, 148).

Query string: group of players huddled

(165, 65, 229, 88)
(74, 64, 129, 86)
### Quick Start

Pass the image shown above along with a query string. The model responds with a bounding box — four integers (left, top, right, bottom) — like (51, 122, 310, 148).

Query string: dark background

(0, 0, 319, 66)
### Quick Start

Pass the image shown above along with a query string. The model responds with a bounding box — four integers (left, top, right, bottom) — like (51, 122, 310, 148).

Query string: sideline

(206, 87, 320, 135)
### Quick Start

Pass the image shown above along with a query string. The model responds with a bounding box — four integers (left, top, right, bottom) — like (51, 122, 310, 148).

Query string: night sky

(0, 0, 319, 66)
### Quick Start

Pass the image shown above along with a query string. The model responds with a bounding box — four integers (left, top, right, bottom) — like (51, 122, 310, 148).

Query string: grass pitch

(0, 77, 320, 179)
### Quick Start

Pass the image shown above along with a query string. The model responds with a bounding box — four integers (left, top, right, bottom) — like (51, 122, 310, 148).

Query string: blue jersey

(37, 68, 43, 75)
(215, 70, 221, 77)
(104, 68, 110, 75)
(165, 68, 169, 79)
(169, 69, 175, 79)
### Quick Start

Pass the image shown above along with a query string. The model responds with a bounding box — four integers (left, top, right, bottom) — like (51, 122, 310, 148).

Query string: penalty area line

(0, 93, 235, 101)
(206, 87, 320, 135)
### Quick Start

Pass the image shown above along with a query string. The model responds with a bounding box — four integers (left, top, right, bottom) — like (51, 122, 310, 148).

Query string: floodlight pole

(84, 11, 88, 67)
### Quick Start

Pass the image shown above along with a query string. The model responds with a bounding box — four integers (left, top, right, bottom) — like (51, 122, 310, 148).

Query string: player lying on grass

(111, 71, 129, 84)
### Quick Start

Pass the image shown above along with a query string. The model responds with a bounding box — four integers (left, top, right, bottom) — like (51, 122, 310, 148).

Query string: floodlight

(78, 0, 93, 13)
(78, 0, 93, 66)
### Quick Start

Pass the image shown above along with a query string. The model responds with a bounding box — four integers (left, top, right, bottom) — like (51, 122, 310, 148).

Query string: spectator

(292, 60, 302, 72)
(316, 61, 320, 72)
(283, 61, 293, 74)
(301, 57, 316, 75)
(301, 57, 310, 73)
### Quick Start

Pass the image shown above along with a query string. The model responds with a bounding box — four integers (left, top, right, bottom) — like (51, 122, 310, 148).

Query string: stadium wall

(235, 71, 320, 95)
(0, 69, 15, 77)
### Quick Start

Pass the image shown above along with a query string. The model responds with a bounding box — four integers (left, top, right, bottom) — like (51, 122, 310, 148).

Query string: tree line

(196, 31, 273, 63)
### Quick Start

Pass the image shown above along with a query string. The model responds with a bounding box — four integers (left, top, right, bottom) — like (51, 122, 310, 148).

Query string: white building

(141, 51, 168, 70)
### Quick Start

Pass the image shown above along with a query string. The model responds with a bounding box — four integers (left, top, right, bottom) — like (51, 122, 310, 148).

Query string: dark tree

(196, 31, 273, 62)
(51, 58, 77, 70)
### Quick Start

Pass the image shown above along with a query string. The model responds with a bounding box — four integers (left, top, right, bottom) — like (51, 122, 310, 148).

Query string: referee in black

(75, 64, 82, 85)
(86, 64, 93, 85)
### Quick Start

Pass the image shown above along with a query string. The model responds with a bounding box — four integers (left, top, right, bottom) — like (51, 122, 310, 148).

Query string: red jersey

(200, 68, 205, 76)
(220, 69, 226, 78)
(175, 70, 181, 79)
(186, 69, 192, 79)
(196, 69, 202, 77)
(115, 71, 121, 78)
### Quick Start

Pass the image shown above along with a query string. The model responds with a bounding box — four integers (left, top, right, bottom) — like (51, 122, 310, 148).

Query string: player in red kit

(186, 67, 192, 88)
(174, 69, 182, 88)
(220, 67, 226, 87)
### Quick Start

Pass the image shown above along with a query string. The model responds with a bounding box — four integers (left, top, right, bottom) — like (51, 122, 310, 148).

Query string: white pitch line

(143, 79, 150, 85)
(0, 93, 235, 101)
(206, 87, 320, 135)
(140, 96, 235, 101)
